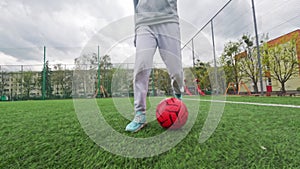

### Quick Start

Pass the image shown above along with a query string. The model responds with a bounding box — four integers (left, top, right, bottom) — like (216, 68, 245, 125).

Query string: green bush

(297, 87, 300, 92)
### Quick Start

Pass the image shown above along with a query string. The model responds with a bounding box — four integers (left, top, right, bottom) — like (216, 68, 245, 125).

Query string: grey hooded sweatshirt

(133, 0, 179, 29)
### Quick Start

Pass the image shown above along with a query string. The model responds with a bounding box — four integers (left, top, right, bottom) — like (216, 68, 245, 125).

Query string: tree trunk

(281, 82, 286, 93)
(253, 83, 259, 93)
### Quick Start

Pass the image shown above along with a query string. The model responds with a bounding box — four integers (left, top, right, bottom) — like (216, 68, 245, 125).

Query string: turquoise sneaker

(175, 94, 182, 100)
(125, 111, 147, 132)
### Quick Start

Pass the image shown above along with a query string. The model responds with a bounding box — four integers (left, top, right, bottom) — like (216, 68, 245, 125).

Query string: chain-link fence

(181, 0, 300, 95)
(0, 62, 201, 100)
(1, 0, 300, 100)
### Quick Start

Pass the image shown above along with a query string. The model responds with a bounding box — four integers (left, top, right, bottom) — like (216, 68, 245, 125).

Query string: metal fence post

(211, 20, 219, 94)
(97, 45, 101, 97)
(42, 46, 46, 100)
(251, 0, 264, 96)
(192, 39, 195, 67)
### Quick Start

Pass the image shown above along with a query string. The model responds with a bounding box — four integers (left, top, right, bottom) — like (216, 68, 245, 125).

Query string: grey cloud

(0, 0, 129, 64)
(0, 0, 299, 66)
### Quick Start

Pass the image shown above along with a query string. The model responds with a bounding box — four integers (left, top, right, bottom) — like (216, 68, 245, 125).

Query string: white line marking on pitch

(184, 98, 300, 109)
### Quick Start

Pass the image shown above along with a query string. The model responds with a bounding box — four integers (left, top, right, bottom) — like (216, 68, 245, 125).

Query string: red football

(156, 98, 188, 129)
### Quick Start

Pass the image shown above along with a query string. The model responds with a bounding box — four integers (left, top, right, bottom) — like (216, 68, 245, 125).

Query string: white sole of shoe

(133, 123, 147, 133)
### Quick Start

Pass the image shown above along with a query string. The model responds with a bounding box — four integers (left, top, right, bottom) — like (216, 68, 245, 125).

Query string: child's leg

(134, 26, 158, 113)
(154, 23, 184, 95)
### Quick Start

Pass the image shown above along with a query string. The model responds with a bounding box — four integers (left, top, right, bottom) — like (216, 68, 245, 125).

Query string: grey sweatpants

(134, 22, 184, 113)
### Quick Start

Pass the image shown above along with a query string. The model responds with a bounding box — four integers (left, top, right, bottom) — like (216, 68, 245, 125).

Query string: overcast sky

(0, 0, 299, 68)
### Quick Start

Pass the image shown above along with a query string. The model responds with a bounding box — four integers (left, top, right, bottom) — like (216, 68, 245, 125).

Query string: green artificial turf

(0, 96, 299, 168)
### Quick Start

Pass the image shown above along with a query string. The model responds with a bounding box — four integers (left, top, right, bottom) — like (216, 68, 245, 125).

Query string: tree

(100, 55, 113, 97)
(262, 37, 300, 92)
(220, 41, 243, 92)
(238, 35, 260, 93)
(110, 66, 132, 96)
(74, 53, 98, 97)
(52, 64, 72, 98)
(74, 53, 113, 97)
(10, 72, 20, 100)
(0, 70, 7, 97)
(22, 71, 36, 99)
(154, 68, 172, 95)
(192, 59, 211, 90)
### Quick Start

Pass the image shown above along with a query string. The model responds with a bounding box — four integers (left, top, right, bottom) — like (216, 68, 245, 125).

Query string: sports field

(0, 96, 299, 168)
